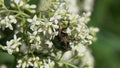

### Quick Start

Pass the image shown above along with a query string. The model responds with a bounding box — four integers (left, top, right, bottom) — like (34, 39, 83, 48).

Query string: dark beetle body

(52, 20, 71, 51)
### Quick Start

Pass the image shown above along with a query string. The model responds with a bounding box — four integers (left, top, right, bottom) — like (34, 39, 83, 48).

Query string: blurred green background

(0, 0, 120, 68)
(89, 0, 120, 68)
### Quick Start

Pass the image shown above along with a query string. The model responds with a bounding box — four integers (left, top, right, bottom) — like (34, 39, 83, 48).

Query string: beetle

(52, 19, 71, 51)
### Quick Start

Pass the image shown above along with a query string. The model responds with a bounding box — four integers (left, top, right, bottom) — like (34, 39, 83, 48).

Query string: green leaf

(0, 51, 15, 68)
(4, 0, 10, 9)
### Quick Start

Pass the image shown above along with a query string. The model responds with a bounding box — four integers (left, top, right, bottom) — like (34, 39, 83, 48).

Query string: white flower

(45, 40, 53, 48)
(84, 0, 94, 12)
(65, 0, 79, 14)
(38, 0, 52, 11)
(2, 34, 21, 54)
(16, 59, 22, 68)
(50, 17, 54, 21)
(18, 60, 22, 64)
(0, 15, 17, 30)
(66, 27, 72, 35)
(14, 0, 24, 6)
(61, 51, 73, 61)
(22, 62, 27, 68)
(14, 0, 20, 4)
(54, 20, 58, 24)
(6, 35, 21, 48)
(33, 31, 38, 35)
(34, 62, 38, 67)
(76, 44, 87, 57)
(0, 64, 7, 68)
(43, 59, 55, 68)
(80, 48, 94, 68)
(25, 4, 30, 8)
(48, 28, 52, 34)
(9, 15, 17, 24)
(7, 49, 13, 55)
(27, 15, 37, 24)
(30, 5, 36, 8)
(27, 15, 41, 31)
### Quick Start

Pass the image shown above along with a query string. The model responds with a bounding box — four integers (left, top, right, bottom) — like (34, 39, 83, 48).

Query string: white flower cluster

(0, 0, 99, 68)
(16, 56, 41, 68)
(16, 56, 55, 68)
(0, 15, 17, 30)
(11, 0, 36, 13)
(2, 35, 21, 54)
(60, 44, 94, 68)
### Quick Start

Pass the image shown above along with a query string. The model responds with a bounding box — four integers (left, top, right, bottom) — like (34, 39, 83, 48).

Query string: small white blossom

(0, 64, 7, 68)
(22, 61, 27, 68)
(2, 34, 21, 54)
(14, 0, 20, 4)
(0, 15, 17, 30)
(45, 40, 53, 48)
(30, 5, 37, 8)
(76, 44, 87, 57)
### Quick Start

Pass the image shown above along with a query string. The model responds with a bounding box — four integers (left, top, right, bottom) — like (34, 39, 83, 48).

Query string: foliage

(89, 0, 120, 68)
